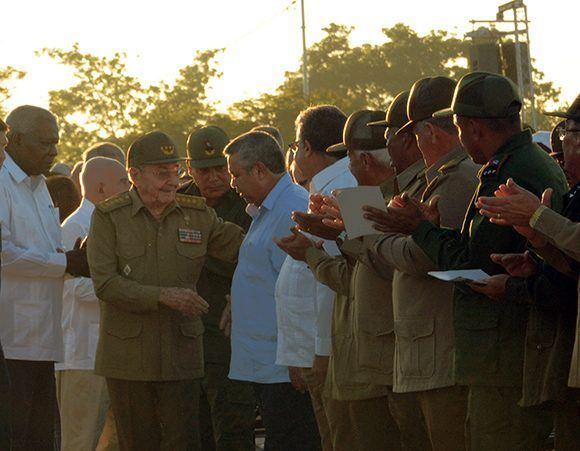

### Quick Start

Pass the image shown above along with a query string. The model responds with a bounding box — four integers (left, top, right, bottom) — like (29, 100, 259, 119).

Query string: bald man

(55, 157, 129, 451)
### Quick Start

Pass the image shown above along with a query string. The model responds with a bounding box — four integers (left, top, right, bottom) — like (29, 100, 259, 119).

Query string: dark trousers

(199, 362, 255, 451)
(107, 377, 201, 451)
(5, 360, 56, 451)
(0, 346, 11, 451)
(253, 382, 321, 451)
(467, 385, 552, 451)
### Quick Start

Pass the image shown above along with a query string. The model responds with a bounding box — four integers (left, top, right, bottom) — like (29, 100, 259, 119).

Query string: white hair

(355, 148, 391, 167)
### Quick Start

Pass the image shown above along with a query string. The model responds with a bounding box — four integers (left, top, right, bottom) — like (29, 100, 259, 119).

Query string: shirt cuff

(140, 286, 162, 311)
(411, 220, 437, 248)
(529, 205, 550, 233)
(46, 252, 68, 278)
(305, 246, 328, 269)
(315, 337, 332, 356)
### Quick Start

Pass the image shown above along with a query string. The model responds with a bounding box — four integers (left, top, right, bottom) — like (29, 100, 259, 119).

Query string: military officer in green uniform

(362, 72, 569, 451)
(87, 131, 246, 451)
(179, 126, 255, 451)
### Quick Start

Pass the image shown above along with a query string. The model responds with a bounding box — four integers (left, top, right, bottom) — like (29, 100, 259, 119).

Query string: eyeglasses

(558, 128, 580, 140)
(288, 141, 300, 154)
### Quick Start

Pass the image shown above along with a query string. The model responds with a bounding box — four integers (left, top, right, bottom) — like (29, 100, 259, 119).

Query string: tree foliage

(31, 23, 562, 163)
(228, 23, 470, 141)
(39, 44, 148, 162)
(0, 66, 26, 118)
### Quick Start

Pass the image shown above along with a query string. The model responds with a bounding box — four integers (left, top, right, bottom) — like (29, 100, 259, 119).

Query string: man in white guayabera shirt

(275, 105, 356, 450)
(55, 156, 129, 451)
(0, 105, 89, 450)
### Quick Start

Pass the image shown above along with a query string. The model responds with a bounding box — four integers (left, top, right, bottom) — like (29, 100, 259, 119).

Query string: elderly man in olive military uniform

(366, 72, 568, 450)
(87, 131, 245, 451)
(178, 126, 255, 451)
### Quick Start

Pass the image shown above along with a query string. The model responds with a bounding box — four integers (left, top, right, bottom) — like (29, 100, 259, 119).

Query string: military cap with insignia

(186, 126, 229, 169)
(127, 131, 184, 168)
(367, 90, 411, 129)
(326, 110, 386, 154)
(396, 76, 457, 135)
(434, 71, 522, 119)
(544, 94, 580, 122)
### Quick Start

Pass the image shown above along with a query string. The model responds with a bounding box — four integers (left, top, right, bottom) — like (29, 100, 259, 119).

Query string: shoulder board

(175, 193, 207, 210)
(96, 192, 132, 213)
(479, 155, 510, 179)
(438, 155, 467, 173)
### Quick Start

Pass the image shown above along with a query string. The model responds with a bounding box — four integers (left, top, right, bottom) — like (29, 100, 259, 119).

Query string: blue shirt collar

(260, 173, 292, 212)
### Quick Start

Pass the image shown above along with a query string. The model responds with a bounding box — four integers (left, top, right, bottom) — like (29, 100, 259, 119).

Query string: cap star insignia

(161, 145, 175, 155)
(123, 264, 132, 276)
(204, 141, 216, 156)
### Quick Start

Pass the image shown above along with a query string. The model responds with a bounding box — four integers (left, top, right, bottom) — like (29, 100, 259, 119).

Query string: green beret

(434, 71, 522, 119)
(327, 110, 386, 154)
(186, 126, 229, 169)
(127, 131, 184, 167)
(368, 90, 411, 129)
(397, 77, 456, 134)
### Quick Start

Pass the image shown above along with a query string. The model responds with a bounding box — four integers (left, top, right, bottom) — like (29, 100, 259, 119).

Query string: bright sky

(2, 0, 577, 115)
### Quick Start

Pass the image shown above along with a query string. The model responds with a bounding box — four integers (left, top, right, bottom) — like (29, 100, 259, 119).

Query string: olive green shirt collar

(491, 129, 533, 159)
(129, 188, 181, 218)
(425, 145, 466, 183)
(396, 159, 426, 192)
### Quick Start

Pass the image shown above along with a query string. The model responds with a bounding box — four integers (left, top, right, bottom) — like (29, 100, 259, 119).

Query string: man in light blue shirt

(225, 130, 321, 450)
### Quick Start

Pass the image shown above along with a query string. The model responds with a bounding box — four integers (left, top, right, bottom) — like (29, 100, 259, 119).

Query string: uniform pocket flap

(180, 320, 205, 337)
(394, 318, 434, 340)
(105, 318, 142, 339)
(116, 243, 145, 259)
(176, 242, 204, 259)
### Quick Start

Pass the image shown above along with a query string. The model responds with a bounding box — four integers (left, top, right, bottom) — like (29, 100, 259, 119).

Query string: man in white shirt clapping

(56, 156, 129, 451)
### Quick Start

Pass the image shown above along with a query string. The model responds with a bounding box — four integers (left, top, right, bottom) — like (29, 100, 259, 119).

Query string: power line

(220, 0, 298, 52)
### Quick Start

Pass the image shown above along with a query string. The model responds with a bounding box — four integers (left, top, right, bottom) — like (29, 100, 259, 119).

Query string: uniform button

(536, 344, 543, 351)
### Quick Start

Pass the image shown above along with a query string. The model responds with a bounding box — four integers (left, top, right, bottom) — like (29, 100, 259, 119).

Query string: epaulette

(438, 155, 466, 173)
(96, 191, 132, 213)
(479, 155, 510, 179)
(175, 193, 207, 210)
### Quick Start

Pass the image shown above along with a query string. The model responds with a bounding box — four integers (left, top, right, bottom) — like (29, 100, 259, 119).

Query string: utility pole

(300, 0, 310, 99)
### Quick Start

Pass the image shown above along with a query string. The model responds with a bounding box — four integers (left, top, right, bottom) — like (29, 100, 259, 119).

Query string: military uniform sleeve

(530, 205, 580, 261)
(206, 208, 245, 265)
(305, 246, 351, 296)
(87, 208, 160, 313)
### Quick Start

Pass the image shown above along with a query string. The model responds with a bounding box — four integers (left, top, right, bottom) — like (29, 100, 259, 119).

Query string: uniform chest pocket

(116, 244, 146, 280)
(176, 242, 205, 283)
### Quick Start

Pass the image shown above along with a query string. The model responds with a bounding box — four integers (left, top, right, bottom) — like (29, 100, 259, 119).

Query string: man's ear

(303, 139, 314, 156)
(97, 181, 105, 194)
(186, 160, 194, 177)
(253, 161, 269, 180)
(361, 152, 372, 168)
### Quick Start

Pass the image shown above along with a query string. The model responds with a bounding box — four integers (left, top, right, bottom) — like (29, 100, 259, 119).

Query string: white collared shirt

(55, 199, 100, 371)
(275, 157, 357, 366)
(0, 154, 66, 361)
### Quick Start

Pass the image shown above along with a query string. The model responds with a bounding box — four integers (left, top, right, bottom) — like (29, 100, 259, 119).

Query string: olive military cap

(186, 126, 229, 169)
(545, 94, 580, 121)
(367, 90, 411, 128)
(397, 77, 456, 134)
(327, 110, 386, 154)
(434, 71, 522, 119)
(127, 131, 185, 168)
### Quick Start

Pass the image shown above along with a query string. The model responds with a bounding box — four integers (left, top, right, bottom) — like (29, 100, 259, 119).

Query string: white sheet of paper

(336, 186, 387, 239)
(428, 269, 491, 283)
